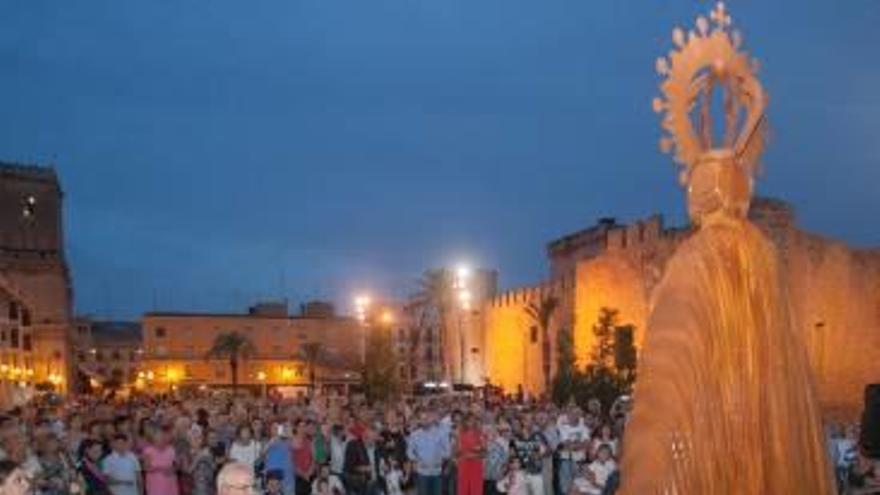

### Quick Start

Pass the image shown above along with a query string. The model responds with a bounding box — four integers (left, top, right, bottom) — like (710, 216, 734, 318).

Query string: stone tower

(0, 162, 73, 396)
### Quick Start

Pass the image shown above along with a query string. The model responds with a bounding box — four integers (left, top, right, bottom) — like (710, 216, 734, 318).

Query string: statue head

(687, 149, 751, 224)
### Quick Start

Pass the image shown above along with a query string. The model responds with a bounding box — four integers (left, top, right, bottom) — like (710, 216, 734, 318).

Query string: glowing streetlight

(453, 264, 473, 383)
(256, 370, 267, 398)
(381, 309, 395, 325)
(354, 294, 372, 322)
(354, 294, 373, 364)
(458, 289, 472, 310)
(455, 264, 471, 289)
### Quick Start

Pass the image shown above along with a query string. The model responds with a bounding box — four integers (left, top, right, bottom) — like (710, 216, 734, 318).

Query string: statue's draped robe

(620, 219, 835, 494)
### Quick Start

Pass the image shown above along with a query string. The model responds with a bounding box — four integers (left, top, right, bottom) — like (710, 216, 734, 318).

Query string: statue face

(687, 150, 752, 225)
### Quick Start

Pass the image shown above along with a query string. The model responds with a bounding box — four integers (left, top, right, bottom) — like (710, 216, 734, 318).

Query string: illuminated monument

(619, 4, 835, 493)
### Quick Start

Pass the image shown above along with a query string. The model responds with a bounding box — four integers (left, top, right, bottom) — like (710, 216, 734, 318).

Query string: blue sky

(1, 1, 878, 318)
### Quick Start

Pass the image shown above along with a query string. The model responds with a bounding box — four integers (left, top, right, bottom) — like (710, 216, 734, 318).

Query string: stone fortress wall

(481, 197, 880, 419)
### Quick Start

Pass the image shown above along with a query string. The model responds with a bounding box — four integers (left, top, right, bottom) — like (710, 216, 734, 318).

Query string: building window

(94, 351, 103, 362)
(529, 326, 538, 344)
(0, 330, 5, 342)
(112, 350, 121, 360)
(53, 350, 62, 360)
(8, 303, 18, 320)
(77, 352, 85, 361)
(9, 328, 19, 348)
(21, 310, 30, 327)
(155, 327, 167, 338)
(22, 334, 32, 352)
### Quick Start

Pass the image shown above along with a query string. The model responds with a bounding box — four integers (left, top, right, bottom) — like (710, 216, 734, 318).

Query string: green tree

(524, 293, 559, 392)
(414, 269, 455, 379)
(297, 342, 325, 396)
(551, 325, 581, 405)
(206, 331, 256, 394)
(405, 306, 432, 384)
(362, 318, 400, 402)
(578, 307, 638, 413)
(590, 307, 618, 369)
(614, 324, 637, 375)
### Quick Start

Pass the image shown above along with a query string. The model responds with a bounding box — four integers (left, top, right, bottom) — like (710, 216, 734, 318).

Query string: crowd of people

(0, 390, 627, 495)
(2, 389, 878, 495)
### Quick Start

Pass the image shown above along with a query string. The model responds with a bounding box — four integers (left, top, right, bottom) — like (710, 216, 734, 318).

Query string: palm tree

(406, 306, 432, 382)
(525, 293, 559, 392)
(414, 269, 455, 380)
(297, 342, 325, 395)
(205, 331, 256, 394)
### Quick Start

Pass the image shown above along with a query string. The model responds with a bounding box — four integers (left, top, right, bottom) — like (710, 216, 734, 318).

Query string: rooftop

(90, 321, 142, 344)
(0, 161, 59, 184)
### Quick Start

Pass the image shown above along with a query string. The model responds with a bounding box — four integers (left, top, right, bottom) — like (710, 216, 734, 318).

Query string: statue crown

(653, 2, 767, 188)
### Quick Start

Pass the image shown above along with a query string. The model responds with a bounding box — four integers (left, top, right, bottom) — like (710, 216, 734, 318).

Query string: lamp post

(455, 265, 471, 384)
(355, 295, 372, 364)
(257, 371, 267, 398)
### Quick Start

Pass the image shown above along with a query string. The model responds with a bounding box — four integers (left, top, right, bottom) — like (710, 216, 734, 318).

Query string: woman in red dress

(455, 413, 486, 495)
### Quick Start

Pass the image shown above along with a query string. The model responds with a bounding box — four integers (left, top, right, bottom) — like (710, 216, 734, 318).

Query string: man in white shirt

(557, 410, 590, 494)
(102, 434, 142, 495)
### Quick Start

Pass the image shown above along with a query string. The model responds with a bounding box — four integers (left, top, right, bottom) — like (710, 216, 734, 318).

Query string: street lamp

(381, 309, 394, 325)
(354, 294, 372, 363)
(256, 371, 267, 398)
(166, 368, 179, 394)
(454, 265, 472, 383)
(354, 295, 372, 322)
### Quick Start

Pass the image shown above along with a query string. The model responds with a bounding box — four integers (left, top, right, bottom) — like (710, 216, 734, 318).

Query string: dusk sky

(1, 1, 878, 319)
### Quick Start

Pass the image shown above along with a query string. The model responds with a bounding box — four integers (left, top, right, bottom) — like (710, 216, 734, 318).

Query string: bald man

(217, 462, 254, 495)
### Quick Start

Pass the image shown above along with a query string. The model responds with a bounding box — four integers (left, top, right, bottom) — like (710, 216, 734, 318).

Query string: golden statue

(619, 3, 836, 493)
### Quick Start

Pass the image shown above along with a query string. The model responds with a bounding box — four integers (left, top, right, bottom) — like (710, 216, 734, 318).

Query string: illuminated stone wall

(751, 198, 880, 420)
(483, 281, 572, 396)
(482, 198, 880, 417)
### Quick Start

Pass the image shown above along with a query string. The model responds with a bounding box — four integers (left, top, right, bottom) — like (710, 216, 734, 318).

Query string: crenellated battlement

(547, 214, 690, 279)
(489, 277, 573, 308)
(0, 162, 59, 184)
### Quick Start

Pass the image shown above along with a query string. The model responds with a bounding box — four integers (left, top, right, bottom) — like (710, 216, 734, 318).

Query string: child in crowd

(382, 457, 407, 495)
(496, 457, 527, 495)
(571, 445, 616, 495)
(101, 434, 142, 495)
(265, 469, 286, 495)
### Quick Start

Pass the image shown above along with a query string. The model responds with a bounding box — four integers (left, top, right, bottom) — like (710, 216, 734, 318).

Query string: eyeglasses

(221, 482, 254, 493)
